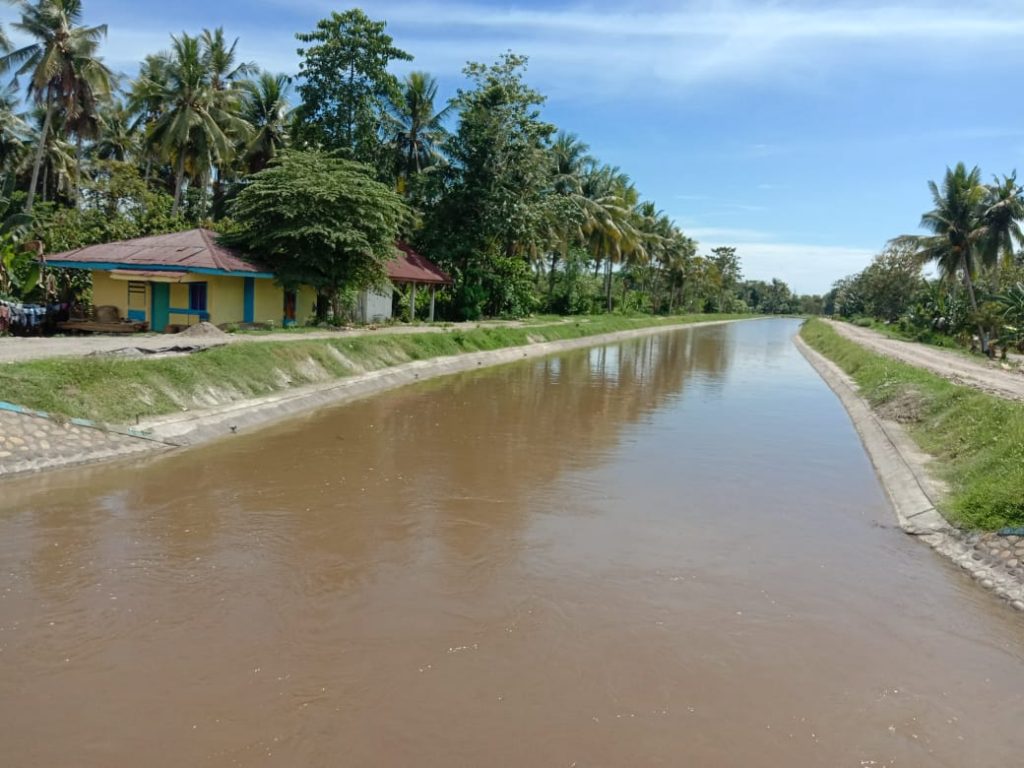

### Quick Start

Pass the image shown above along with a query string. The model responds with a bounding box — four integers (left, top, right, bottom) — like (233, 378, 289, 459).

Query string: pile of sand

(178, 321, 229, 339)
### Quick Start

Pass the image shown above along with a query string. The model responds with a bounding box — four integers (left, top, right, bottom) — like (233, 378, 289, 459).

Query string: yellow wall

(296, 285, 317, 324)
(208, 274, 244, 326)
(92, 271, 133, 316)
(89, 270, 320, 328)
(253, 278, 282, 324)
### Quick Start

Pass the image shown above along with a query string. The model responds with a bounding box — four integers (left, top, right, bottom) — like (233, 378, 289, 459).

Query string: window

(127, 281, 146, 308)
(189, 282, 208, 313)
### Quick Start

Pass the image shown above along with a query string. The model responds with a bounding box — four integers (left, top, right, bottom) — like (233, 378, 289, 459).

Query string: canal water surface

(1, 318, 1022, 766)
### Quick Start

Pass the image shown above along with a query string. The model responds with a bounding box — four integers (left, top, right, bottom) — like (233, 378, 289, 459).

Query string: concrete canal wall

(0, 318, 749, 478)
(795, 333, 1024, 611)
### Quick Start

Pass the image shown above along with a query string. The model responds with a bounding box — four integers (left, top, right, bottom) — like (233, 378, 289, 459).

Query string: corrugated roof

(44, 229, 452, 285)
(389, 243, 453, 285)
(43, 229, 269, 275)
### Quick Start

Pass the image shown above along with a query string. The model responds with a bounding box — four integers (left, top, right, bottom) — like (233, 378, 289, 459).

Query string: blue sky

(5, 0, 1024, 293)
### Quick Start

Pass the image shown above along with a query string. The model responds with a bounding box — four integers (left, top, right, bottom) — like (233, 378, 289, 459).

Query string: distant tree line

(0, 2, 812, 321)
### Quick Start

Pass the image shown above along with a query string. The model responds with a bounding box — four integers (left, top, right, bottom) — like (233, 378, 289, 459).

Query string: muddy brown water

(1, 318, 1022, 767)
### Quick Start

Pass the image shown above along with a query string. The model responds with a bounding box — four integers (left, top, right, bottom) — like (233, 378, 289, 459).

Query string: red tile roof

(388, 243, 453, 285)
(43, 229, 270, 275)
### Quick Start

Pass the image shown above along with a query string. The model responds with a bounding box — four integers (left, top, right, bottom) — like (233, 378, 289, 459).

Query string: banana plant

(0, 173, 37, 300)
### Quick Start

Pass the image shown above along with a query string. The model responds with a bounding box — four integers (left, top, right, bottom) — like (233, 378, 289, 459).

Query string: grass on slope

(0, 314, 750, 425)
(802, 317, 1024, 530)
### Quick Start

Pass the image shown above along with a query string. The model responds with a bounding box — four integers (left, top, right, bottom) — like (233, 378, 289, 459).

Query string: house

(41, 229, 452, 331)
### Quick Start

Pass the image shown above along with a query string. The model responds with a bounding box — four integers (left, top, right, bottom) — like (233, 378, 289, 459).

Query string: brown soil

(876, 389, 927, 423)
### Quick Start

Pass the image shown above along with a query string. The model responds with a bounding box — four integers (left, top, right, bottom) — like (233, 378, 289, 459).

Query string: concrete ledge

(795, 332, 1024, 611)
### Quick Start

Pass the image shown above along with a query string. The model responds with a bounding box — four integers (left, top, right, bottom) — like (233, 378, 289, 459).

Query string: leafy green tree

(0, 174, 36, 299)
(294, 9, 411, 168)
(858, 242, 923, 321)
(419, 52, 555, 318)
(3, 0, 113, 211)
(709, 246, 741, 310)
(32, 160, 181, 252)
(223, 150, 409, 319)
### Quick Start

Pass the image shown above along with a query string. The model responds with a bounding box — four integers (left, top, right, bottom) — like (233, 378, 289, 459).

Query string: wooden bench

(57, 305, 149, 334)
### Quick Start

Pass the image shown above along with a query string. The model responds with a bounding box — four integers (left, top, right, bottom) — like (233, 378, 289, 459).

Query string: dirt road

(0, 320, 532, 365)
(828, 320, 1024, 401)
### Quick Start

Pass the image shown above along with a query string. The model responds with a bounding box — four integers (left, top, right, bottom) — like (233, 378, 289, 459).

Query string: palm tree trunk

(605, 261, 613, 312)
(74, 134, 83, 208)
(172, 153, 186, 216)
(961, 257, 989, 354)
(25, 99, 54, 212)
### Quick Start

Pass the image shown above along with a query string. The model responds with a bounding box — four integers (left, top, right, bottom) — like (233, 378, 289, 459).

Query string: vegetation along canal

(1, 318, 1022, 766)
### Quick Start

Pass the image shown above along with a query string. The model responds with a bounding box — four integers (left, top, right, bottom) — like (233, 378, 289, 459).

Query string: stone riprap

(0, 409, 165, 477)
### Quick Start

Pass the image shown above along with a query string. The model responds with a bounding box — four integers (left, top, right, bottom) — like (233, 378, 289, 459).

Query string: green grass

(0, 313, 753, 426)
(801, 318, 1024, 531)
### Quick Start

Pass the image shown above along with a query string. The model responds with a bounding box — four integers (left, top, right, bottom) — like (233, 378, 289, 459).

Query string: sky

(5, 0, 1024, 294)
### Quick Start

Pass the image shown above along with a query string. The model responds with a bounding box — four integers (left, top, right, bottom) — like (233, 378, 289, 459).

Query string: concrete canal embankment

(795, 331, 1024, 611)
(0, 317, 751, 478)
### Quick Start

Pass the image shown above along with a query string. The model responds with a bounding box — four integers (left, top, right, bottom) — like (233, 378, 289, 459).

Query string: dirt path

(0, 319, 538, 364)
(828, 320, 1024, 402)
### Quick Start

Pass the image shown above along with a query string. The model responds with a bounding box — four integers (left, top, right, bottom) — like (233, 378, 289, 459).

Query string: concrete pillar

(429, 285, 436, 323)
(410, 282, 417, 322)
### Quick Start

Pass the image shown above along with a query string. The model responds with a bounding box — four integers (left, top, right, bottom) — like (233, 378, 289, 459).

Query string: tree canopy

(222, 150, 409, 312)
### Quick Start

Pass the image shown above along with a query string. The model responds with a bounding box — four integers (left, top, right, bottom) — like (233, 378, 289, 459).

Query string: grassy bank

(0, 314, 751, 425)
(801, 318, 1024, 530)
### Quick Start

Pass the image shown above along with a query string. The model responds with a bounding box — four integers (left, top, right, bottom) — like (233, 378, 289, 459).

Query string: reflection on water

(1, 319, 1022, 767)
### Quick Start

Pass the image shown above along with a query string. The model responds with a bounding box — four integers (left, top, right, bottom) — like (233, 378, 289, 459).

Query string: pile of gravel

(178, 321, 229, 339)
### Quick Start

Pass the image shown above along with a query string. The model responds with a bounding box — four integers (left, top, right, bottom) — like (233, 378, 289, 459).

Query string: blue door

(151, 283, 170, 332)
(243, 277, 255, 323)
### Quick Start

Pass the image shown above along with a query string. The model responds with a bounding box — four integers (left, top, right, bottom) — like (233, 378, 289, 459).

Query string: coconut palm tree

(24, 104, 75, 202)
(127, 53, 170, 180)
(201, 27, 254, 92)
(0, 83, 29, 173)
(897, 163, 992, 352)
(980, 173, 1024, 279)
(94, 98, 138, 162)
(147, 33, 249, 216)
(240, 71, 290, 174)
(579, 164, 645, 310)
(543, 131, 595, 298)
(384, 71, 451, 185)
(2, 0, 112, 211)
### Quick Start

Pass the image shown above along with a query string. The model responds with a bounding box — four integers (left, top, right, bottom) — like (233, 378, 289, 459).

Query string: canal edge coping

(794, 332, 1024, 611)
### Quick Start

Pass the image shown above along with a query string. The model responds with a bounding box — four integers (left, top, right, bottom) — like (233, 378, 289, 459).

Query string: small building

(42, 229, 452, 331)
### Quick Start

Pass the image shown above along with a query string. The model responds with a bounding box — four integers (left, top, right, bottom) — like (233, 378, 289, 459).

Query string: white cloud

(696, 238, 876, 294)
(244, 0, 1024, 93)
(680, 225, 875, 293)
(6, 1, 1022, 95)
